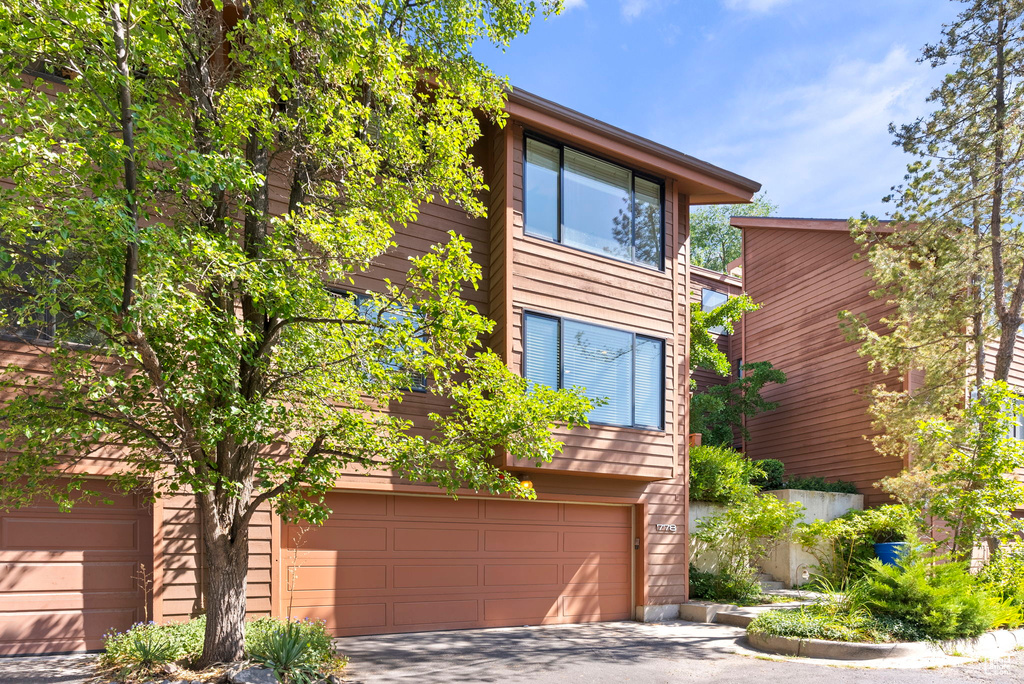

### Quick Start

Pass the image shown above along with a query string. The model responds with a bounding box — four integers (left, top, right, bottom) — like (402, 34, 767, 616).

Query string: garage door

(0, 483, 151, 655)
(282, 493, 633, 635)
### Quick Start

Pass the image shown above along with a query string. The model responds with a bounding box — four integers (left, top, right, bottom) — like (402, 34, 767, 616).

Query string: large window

(524, 136, 664, 270)
(523, 312, 664, 429)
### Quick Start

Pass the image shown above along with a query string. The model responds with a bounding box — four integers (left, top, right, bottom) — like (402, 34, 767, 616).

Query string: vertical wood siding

(742, 227, 903, 505)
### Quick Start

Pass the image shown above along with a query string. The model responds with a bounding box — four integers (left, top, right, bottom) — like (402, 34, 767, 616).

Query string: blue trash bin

(874, 541, 910, 566)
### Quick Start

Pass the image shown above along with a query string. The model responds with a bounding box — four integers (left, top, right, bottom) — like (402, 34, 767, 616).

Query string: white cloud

(620, 0, 653, 20)
(563, 0, 587, 11)
(723, 0, 794, 12)
(682, 46, 937, 218)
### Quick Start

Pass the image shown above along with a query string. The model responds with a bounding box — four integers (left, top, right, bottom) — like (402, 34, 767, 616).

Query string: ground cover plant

(100, 616, 345, 682)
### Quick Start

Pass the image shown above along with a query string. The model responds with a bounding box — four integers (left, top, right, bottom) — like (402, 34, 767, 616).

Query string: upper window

(701, 288, 730, 336)
(523, 312, 664, 430)
(524, 136, 664, 270)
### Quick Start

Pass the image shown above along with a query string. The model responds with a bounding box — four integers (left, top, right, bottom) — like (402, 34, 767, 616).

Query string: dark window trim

(523, 130, 666, 272)
(326, 286, 428, 394)
(522, 309, 666, 432)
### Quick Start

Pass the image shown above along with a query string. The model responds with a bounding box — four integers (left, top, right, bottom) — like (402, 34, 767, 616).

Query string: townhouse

(0, 89, 760, 654)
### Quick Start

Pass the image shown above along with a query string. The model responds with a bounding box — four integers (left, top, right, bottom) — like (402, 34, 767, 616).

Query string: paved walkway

(3, 621, 1024, 683)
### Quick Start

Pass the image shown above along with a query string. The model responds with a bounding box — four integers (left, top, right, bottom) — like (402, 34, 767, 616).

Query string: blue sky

(481, 0, 963, 218)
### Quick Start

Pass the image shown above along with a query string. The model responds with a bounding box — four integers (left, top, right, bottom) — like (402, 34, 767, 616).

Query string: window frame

(701, 288, 730, 336)
(326, 287, 428, 394)
(522, 310, 666, 431)
(522, 131, 666, 272)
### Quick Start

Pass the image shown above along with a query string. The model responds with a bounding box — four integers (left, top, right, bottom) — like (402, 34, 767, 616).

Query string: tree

(688, 294, 786, 444)
(846, 0, 1024, 467)
(690, 192, 777, 272)
(0, 0, 589, 666)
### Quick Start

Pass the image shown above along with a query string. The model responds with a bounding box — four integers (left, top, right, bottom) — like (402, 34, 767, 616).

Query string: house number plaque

(655, 523, 677, 532)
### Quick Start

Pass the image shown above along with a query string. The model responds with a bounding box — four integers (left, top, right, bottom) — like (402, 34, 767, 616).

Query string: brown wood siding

(742, 227, 903, 505)
(689, 269, 743, 395)
(505, 123, 677, 482)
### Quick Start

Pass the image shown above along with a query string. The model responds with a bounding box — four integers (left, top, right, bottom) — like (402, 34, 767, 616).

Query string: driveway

(3, 621, 1024, 683)
(336, 620, 1024, 684)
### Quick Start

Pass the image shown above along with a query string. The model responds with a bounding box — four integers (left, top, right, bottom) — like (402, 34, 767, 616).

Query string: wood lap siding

(742, 227, 903, 505)
(506, 125, 677, 482)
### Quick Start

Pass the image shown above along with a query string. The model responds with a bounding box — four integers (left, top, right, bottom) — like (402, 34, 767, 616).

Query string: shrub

(247, 619, 341, 684)
(978, 548, 1024, 608)
(863, 558, 1022, 640)
(748, 605, 925, 643)
(689, 565, 762, 604)
(101, 617, 206, 673)
(689, 445, 762, 504)
(796, 504, 918, 587)
(751, 459, 785, 491)
(782, 475, 859, 495)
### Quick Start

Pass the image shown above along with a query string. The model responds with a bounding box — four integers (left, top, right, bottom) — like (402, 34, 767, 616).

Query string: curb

(747, 627, 1024, 661)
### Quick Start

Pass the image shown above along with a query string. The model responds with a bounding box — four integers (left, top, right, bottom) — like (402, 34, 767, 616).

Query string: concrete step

(759, 580, 785, 591)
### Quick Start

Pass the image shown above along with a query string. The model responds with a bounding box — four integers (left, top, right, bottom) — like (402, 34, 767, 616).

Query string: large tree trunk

(195, 511, 250, 667)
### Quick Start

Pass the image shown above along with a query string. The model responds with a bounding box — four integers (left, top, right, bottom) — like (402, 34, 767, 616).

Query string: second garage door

(282, 493, 633, 635)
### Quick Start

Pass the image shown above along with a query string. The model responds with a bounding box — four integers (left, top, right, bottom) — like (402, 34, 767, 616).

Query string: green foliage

(101, 617, 206, 672)
(690, 362, 787, 446)
(691, 492, 803, 589)
(863, 558, 1022, 640)
(796, 505, 918, 587)
(782, 476, 859, 495)
(978, 548, 1024, 609)
(909, 382, 1024, 559)
(689, 295, 760, 379)
(751, 459, 785, 491)
(688, 445, 761, 504)
(748, 605, 926, 644)
(247, 619, 341, 684)
(101, 616, 344, 678)
(690, 193, 778, 272)
(0, 0, 578, 663)
(688, 565, 762, 605)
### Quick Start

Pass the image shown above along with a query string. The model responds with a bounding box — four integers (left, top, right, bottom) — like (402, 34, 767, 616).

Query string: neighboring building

(689, 265, 743, 396)
(0, 89, 759, 654)
(731, 217, 905, 506)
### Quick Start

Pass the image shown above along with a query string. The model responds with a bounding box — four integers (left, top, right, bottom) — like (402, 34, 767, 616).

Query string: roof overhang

(729, 216, 896, 233)
(506, 88, 761, 206)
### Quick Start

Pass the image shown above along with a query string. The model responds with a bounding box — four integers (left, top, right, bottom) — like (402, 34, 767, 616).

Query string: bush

(689, 445, 762, 504)
(751, 459, 785, 490)
(101, 615, 344, 679)
(978, 548, 1024, 608)
(796, 505, 918, 587)
(748, 605, 925, 643)
(689, 565, 762, 605)
(782, 475, 859, 495)
(863, 558, 1022, 640)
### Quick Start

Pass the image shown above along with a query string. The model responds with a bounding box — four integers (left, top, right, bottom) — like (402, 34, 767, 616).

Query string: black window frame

(522, 310, 666, 431)
(326, 287, 428, 394)
(523, 131, 666, 272)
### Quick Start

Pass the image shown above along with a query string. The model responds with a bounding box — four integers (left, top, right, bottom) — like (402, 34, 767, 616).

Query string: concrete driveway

(335, 620, 1024, 684)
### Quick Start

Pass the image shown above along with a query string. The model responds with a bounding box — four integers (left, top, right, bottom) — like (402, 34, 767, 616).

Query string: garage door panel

(483, 499, 559, 522)
(483, 563, 559, 587)
(0, 489, 150, 655)
(393, 599, 478, 626)
(323, 493, 388, 517)
(393, 564, 477, 588)
(296, 525, 387, 552)
(283, 494, 632, 637)
(393, 527, 479, 552)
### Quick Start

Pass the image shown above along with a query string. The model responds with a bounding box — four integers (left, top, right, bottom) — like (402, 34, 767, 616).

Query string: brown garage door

(0, 483, 151, 655)
(282, 493, 633, 635)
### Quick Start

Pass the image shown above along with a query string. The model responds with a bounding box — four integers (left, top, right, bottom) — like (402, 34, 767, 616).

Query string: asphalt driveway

(335, 620, 1024, 684)
(3, 620, 1024, 683)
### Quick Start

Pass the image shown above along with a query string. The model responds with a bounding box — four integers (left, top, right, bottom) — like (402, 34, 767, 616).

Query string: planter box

(760, 489, 864, 588)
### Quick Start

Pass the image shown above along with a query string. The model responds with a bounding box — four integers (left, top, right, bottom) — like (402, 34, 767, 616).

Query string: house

(0, 89, 760, 654)
(689, 265, 743, 396)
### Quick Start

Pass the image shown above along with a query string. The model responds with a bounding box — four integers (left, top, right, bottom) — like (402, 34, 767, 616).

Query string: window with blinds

(523, 312, 664, 430)
(524, 135, 664, 270)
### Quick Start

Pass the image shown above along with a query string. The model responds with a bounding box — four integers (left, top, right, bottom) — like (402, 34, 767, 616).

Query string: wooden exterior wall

(689, 266, 743, 395)
(741, 226, 904, 506)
